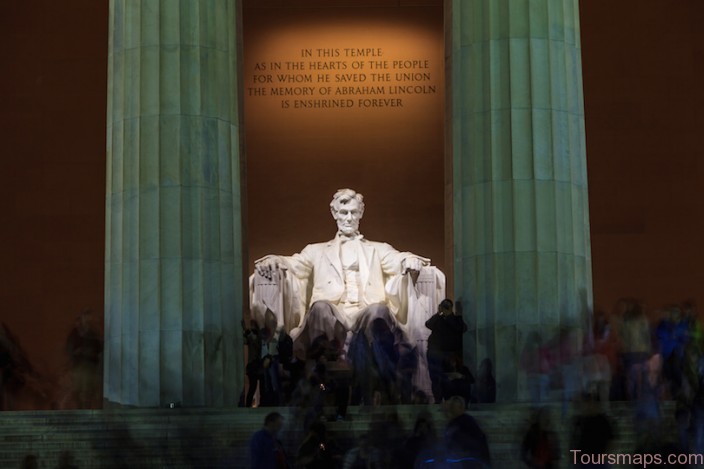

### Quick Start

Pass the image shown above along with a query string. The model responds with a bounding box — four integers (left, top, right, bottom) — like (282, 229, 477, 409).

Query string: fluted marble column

(450, 0, 593, 401)
(105, 0, 244, 406)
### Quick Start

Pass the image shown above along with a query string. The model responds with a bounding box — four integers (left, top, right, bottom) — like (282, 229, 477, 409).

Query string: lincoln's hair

(330, 188, 365, 216)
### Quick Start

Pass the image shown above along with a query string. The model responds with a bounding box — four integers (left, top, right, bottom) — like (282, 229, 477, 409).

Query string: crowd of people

(517, 297, 704, 467)
(6, 296, 704, 467)
(243, 296, 704, 468)
(240, 298, 490, 413)
(248, 395, 491, 469)
(521, 298, 704, 406)
(608, 298, 704, 457)
(0, 310, 103, 411)
(241, 298, 496, 467)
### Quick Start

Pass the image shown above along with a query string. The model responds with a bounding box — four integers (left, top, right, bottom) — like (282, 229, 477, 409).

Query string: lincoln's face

(333, 198, 363, 237)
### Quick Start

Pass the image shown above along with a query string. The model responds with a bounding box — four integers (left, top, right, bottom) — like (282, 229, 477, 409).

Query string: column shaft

(451, 0, 593, 401)
(105, 0, 244, 406)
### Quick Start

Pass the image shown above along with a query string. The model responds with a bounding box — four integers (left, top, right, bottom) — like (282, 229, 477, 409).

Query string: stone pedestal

(450, 0, 593, 401)
(104, 0, 244, 406)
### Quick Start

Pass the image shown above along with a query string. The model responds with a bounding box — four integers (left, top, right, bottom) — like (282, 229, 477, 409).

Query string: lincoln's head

(330, 188, 365, 238)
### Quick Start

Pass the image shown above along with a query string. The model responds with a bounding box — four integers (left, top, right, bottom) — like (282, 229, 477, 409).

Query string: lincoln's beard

(337, 220, 360, 237)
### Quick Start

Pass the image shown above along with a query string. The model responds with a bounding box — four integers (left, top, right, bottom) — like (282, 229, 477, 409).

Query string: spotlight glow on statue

(250, 189, 445, 402)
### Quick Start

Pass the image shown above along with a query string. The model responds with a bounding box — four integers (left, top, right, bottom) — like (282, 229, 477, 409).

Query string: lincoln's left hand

(402, 256, 428, 275)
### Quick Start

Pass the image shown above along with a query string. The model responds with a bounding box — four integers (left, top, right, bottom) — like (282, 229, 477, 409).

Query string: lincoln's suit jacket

(282, 237, 414, 308)
(250, 235, 446, 397)
(250, 235, 437, 336)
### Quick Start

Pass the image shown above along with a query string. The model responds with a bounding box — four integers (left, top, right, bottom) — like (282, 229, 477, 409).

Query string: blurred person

(342, 434, 381, 469)
(688, 338, 704, 455)
(592, 310, 611, 348)
(0, 327, 12, 410)
(553, 327, 583, 417)
(683, 300, 701, 348)
(633, 354, 684, 467)
(618, 299, 651, 400)
(396, 342, 417, 404)
(590, 310, 616, 403)
(296, 421, 337, 469)
(581, 319, 612, 405)
(634, 353, 665, 450)
(290, 364, 326, 433)
(65, 310, 103, 408)
(277, 327, 302, 404)
(521, 407, 560, 469)
(411, 389, 430, 405)
(397, 412, 438, 469)
(580, 351, 611, 406)
(332, 369, 351, 421)
(303, 362, 330, 432)
(368, 410, 406, 467)
(347, 329, 376, 406)
(328, 361, 352, 422)
(675, 339, 701, 453)
(475, 358, 496, 404)
(370, 387, 384, 407)
(304, 354, 349, 422)
(250, 411, 288, 469)
(571, 393, 615, 469)
(425, 299, 466, 403)
(243, 319, 262, 407)
(368, 317, 401, 404)
(443, 395, 491, 467)
(656, 305, 689, 399)
(520, 332, 550, 405)
(442, 354, 474, 405)
(1, 323, 48, 410)
(258, 326, 281, 406)
(597, 309, 626, 401)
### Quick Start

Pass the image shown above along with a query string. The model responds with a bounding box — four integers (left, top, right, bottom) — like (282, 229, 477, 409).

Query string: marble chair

(250, 265, 445, 398)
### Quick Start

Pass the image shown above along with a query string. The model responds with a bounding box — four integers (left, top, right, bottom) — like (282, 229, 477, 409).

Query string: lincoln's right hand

(255, 255, 285, 280)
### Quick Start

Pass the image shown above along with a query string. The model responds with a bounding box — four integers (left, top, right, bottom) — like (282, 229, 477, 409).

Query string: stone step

(0, 402, 678, 469)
